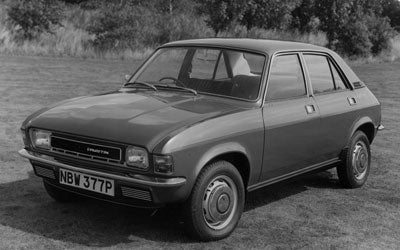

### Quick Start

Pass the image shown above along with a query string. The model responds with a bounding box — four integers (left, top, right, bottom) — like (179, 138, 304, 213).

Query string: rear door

(302, 53, 355, 160)
(260, 53, 321, 181)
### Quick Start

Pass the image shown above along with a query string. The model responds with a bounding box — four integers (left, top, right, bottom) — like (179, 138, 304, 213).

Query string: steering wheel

(159, 76, 187, 88)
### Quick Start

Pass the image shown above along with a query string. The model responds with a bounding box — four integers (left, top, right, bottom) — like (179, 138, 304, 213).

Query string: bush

(218, 23, 328, 47)
(156, 14, 213, 44)
(366, 15, 394, 55)
(87, 2, 212, 52)
(87, 4, 156, 51)
(390, 35, 400, 60)
(7, 0, 65, 40)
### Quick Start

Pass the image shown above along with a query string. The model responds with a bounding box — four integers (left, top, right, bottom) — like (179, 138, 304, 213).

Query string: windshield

(129, 47, 267, 100)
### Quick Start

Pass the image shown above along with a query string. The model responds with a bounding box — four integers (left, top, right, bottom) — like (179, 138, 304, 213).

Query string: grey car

(19, 38, 383, 241)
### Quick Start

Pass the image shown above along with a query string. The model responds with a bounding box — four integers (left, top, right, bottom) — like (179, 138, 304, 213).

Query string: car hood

(27, 89, 244, 151)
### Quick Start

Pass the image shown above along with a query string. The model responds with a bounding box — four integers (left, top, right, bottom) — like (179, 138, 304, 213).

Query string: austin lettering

(86, 147, 109, 155)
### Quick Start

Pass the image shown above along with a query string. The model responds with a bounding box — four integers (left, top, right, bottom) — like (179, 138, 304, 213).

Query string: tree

(241, 0, 301, 30)
(382, 0, 400, 30)
(291, 0, 318, 32)
(154, 0, 195, 15)
(314, 0, 393, 56)
(195, 0, 247, 35)
(314, 0, 351, 48)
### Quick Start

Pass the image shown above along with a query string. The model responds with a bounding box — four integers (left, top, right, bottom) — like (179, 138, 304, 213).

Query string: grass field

(0, 55, 399, 249)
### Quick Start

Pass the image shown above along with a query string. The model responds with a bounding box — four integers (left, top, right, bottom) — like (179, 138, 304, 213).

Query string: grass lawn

(0, 55, 399, 249)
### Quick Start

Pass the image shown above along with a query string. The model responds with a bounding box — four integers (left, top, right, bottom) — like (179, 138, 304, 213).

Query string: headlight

(126, 146, 149, 169)
(30, 129, 51, 149)
(153, 155, 174, 175)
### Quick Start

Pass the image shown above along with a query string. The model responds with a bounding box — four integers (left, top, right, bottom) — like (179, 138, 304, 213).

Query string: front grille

(121, 186, 152, 201)
(34, 165, 56, 179)
(50, 135, 123, 164)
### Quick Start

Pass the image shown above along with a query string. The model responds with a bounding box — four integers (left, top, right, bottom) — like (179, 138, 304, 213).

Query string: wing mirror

(125, 74, 131, 82)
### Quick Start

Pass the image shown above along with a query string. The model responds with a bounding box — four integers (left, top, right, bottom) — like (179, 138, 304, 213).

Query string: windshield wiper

(154, 84, 197, 95)
(125, 81, 157, 91)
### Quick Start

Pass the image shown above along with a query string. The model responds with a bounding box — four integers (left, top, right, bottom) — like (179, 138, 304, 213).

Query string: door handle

(305, 104, 316, 114)
(348, 97, 357, 105)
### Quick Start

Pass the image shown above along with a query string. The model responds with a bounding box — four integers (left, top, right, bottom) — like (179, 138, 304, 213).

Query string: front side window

(266, 54, 307, 101)
(132, 47, 267, 100)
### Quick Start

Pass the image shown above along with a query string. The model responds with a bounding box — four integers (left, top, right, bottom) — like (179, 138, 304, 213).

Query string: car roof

(162, 38, 330, 55)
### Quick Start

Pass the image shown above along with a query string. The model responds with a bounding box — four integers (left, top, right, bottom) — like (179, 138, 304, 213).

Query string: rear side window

(304, 54, 347, 94)
(304, 55, 334, 94)
(266, 54, 306, 101)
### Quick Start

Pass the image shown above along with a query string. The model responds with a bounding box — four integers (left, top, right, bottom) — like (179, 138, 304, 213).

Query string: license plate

(59, 168, 114, 196)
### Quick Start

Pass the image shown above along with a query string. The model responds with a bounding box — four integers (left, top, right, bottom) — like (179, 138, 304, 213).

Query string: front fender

(192, 142, 249, 177)
(154, 109, 265, 198)
(165, 139, 260, 202)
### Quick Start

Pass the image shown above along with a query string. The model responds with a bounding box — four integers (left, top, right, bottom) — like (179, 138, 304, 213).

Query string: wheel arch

(349, 117, 376, 144)
(207, 152, 251, 188)
(193, 142, 252, 189)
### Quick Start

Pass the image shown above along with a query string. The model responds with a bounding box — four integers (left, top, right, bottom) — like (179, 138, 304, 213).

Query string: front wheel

(183, 161, 245, 241)
(337, 131, 371, 188)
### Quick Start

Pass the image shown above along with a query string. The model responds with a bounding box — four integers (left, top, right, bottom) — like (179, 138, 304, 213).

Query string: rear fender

(347, 116, 375, 144)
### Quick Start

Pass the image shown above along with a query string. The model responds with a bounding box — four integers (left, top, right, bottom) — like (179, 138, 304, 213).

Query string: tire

(43, 180, 83, 203)
(337, 131, 371, 188)
(183, 161, 245, 241)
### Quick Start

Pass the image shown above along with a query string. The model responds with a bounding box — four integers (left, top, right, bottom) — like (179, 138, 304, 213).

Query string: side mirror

(125, 74, 131, 82)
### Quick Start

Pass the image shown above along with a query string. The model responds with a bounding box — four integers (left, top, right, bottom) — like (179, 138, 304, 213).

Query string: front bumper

(19, 149, 187, 208)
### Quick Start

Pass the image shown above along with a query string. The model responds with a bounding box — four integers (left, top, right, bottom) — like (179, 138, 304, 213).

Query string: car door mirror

(125, 74, 131, 82)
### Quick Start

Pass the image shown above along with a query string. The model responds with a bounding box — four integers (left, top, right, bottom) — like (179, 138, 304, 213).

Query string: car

(19, 38, 383, 241)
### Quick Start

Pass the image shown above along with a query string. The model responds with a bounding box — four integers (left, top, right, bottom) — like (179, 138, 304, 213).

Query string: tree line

(5, 0, 400, 57)
(196, 0, 400, 56)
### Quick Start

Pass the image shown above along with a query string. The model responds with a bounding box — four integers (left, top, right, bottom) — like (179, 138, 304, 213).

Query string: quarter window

(329, 60, 347, 90)
(266, 54, 307, 101)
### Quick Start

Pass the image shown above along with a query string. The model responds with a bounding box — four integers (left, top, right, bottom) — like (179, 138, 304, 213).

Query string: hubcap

(202, 175, 238, 230)
(217, 194, 230, 213)
(352, 141, 369, 180)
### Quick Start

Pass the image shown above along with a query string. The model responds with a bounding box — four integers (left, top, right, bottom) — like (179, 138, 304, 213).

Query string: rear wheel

(337, 131, 371, 188)
(183, 161, 245, 241)
(43, 180, 83, 203)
